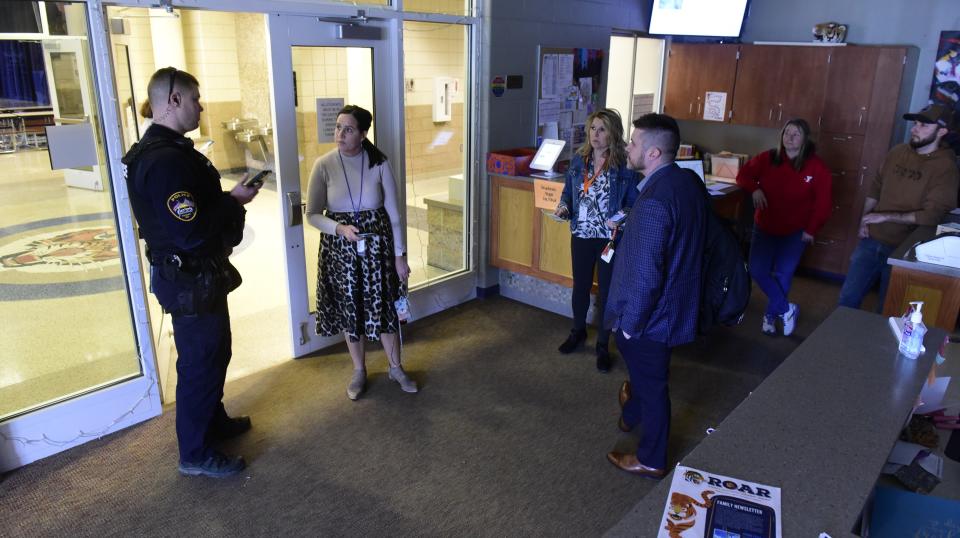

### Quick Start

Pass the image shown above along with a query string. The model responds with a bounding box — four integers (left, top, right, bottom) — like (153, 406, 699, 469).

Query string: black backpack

(697, 189, 751, 334)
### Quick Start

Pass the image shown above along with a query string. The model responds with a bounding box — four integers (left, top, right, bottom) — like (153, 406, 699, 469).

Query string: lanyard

(582, 155, 608, 196)
(338, 150, 364, 224)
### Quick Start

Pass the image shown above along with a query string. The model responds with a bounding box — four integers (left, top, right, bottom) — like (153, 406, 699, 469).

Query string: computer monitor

(529, 138, 566, 179)
(676, 159, 705, 182)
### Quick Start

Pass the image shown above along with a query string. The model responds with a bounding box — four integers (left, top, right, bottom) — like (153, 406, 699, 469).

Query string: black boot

(596, 343, 612, 372)
(558, 329, 587, 354)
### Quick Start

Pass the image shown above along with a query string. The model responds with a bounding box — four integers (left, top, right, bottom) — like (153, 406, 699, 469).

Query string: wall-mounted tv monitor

(649, 0, 750, 39)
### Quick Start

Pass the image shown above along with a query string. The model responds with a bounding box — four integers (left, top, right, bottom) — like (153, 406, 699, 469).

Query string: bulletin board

(536, 46, 606, 161)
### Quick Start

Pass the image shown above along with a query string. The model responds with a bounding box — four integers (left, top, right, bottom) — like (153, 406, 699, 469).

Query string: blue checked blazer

(603, 162, 707, 347)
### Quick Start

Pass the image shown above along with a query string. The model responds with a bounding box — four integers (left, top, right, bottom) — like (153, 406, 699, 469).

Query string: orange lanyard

(582, 156, 608, 195)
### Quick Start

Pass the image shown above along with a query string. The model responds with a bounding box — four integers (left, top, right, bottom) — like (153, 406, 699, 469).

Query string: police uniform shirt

(125, 124, 245, 258)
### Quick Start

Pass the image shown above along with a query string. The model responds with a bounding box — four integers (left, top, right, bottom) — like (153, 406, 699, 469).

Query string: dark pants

(571, 236, 614, 346)
(171, 294, 233, 463)
(749, 229, 807, 316)
(616, 332, 671, 470)
(838, 237, 895, 311)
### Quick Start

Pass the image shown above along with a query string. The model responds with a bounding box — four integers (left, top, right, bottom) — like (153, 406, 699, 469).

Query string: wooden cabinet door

(731, 45, 781, 127)
(817, 133, 865, 170)
(776, 47, 830, 129)
(821, 47, 880, 135)
(698, 44, 739, 122)
(663, 43, 701, 120)
(664, 44, 739, 121)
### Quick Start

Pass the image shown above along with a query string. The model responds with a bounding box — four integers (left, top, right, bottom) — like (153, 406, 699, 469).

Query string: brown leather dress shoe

(606, 452, 666, 480)
(618, 380, 631, 408)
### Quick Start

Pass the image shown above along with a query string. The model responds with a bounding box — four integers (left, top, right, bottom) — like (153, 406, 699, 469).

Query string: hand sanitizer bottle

(898, 301, 927, 360)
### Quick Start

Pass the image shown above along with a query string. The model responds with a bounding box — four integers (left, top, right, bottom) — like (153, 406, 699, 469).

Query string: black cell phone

(242, 170, 271, 188)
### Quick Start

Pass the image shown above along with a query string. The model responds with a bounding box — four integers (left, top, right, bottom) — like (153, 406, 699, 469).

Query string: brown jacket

(867, 144, 959, 246)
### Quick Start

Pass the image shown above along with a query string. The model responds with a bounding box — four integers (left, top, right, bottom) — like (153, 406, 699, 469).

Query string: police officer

(123, 67, 260, 478)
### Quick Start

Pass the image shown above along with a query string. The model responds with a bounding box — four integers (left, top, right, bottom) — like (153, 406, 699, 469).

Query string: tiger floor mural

(0, 213, 124, 300)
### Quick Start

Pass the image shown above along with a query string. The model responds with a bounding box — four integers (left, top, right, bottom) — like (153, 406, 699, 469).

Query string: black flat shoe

(596, 345, 611, 372)
(209, 415, 251, 441)
(558, 329, 587, 354)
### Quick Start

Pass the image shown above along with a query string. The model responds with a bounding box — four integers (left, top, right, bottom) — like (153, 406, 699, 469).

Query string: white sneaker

(761, 315, 777, 336)
(388, 365, 419, 393)
(347, 369, 366, 400)
(781, 303, 799, 336)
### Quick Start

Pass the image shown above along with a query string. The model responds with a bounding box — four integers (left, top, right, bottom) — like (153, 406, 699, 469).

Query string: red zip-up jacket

(735, 149, 833, 236)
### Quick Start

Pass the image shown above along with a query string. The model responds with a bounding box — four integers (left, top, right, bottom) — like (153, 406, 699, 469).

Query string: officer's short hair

(147, 67, 200, 106)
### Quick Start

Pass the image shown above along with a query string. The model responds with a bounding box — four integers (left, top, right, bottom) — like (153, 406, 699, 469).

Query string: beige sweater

(867, 144, 959, 246)
(305, 149, 406, 256)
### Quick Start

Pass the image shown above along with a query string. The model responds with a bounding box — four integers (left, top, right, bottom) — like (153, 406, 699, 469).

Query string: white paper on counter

(887, 440, 928, 465)
(916, 376, 951, 414)
(918, 452, 943, 478)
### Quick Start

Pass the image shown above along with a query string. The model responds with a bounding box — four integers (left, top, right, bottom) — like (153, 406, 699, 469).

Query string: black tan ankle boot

(558, 329, 587, 354)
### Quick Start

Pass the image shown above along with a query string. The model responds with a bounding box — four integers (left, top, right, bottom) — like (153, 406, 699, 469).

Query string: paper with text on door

(657, 465, 782, 538)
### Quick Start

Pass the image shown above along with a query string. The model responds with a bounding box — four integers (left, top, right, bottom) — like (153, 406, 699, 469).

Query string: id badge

(600, 241, 615, 263)
(357, 238, 366, 257)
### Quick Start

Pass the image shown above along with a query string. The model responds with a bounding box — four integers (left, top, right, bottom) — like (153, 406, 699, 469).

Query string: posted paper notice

(656, 466, 782, 538)
(703, 91, 727, 122)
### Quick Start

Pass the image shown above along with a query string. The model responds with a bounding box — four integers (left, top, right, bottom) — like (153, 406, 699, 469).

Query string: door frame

(268, 14, 402, 358)
(0, 0, 162, 473)
(268, 12, 480, 358)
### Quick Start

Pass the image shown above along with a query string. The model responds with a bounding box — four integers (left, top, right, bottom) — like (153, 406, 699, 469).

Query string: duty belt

(149, 253, 204, 271)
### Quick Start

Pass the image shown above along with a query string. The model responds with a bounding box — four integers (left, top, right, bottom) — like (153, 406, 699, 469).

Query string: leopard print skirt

(315, 207, 401, 341)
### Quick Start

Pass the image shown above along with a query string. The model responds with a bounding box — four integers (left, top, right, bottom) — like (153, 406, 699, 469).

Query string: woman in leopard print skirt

(306, 105, 418, 400)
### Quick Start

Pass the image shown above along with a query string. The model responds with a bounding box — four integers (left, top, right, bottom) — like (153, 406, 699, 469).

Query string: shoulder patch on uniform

(167, 191, 197, 222)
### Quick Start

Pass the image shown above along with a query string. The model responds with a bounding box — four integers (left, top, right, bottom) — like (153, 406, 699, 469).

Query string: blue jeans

(838, 237, 895, 311)
(749, 229, 807, 317)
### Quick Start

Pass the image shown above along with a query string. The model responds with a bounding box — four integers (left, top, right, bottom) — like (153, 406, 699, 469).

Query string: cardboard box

(487, 147, 536, 176)
(710, 152, 748, 179)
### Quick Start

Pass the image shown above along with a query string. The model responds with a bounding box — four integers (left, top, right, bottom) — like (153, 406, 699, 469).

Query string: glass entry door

(268, 15, 398, 357)
(0, 2, 161, 473)
(42, 37, 105, 191)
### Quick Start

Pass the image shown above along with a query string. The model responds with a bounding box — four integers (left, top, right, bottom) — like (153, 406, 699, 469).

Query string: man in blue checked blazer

(603, 113, 707, 479)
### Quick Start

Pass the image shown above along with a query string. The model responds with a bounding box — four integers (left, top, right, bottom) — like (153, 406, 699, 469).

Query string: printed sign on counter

(656, 466, 782, 538)
(534, 179, 563, 211)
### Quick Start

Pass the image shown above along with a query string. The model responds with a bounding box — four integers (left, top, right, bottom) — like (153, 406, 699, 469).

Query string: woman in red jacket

(736, 118, 832, 336)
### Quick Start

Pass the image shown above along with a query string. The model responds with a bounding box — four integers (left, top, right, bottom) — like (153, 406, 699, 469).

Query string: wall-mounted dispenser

(433, 77, 454, 123)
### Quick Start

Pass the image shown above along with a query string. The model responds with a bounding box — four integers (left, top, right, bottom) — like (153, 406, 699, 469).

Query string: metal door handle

(777, 104, 782, 122)
(286, 191, 303, 227)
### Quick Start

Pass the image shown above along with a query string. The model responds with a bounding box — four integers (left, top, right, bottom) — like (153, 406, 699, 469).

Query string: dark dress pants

(615, 332, 671, 470)
(571, 236, 614, 345)
(171, 293, 233, 463)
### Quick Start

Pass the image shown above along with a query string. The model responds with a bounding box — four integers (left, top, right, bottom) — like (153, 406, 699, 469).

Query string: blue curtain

(0, 41, 50, 107)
